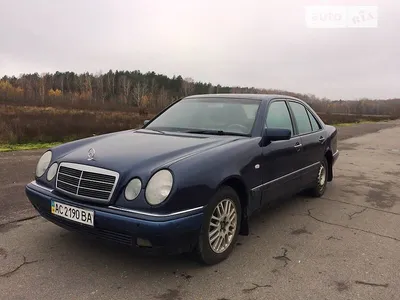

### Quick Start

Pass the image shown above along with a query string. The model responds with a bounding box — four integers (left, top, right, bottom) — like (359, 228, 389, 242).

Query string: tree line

(1, 70, 399, 116)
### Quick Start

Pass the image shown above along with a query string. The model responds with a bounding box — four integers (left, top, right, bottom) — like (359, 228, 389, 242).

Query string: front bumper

(25, 181, 204, 254)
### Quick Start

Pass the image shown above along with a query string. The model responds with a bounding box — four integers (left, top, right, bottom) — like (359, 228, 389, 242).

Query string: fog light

(136, 238, 152, 247)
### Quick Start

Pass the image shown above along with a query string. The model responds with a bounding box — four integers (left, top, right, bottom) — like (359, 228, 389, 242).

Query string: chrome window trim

(56, 162, 120, 203)
(251, 162, 320, 191)
(108, 205, 205, 218)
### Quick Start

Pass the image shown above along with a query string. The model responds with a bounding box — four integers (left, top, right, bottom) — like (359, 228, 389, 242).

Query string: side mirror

(261, 128, 291, 146)
(143, 120, 150, 126)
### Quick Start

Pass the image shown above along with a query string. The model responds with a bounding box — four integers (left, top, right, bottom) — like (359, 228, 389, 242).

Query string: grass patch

(335, 122, 361, 127)
(0, 105, 151, 144)
(0, 142, 62, 152)
(334, 120, 388, 127)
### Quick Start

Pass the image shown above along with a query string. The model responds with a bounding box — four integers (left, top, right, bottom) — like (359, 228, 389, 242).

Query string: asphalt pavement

(1, 120, 399, 300)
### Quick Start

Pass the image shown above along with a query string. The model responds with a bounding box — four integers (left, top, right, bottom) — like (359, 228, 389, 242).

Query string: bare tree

(208, 84, 214, 94)
(157, 86, 169, 107)
(149, 77, 158, 107)
(181, 77, 195, 96)
(106, 71, 115, 100)
(120, 75, 131, 105)
(60, 75, 64, 93)
(94, 72, 104, 104)
(84, 73, 93, 103)
(133, 80, 148, 107)
(39, 73, 46, 104)
(231, 86, 241, 94)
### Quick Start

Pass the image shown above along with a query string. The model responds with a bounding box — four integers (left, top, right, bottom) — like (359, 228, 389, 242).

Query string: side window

(288, 101, 312, 134)
(307, 109, 321, 131)
(265, 101, 294, 136)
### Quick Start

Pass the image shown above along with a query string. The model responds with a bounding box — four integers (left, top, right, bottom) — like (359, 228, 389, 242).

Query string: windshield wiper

(184, 129, 248, 137)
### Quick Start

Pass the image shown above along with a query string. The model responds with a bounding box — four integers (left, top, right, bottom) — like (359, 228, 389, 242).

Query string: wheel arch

(217, 175, 250, 236)
(325, 149, 333, 181)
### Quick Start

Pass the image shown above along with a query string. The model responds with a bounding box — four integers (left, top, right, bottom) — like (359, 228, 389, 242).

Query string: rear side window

(288, 101, 312, 134)
(265, 101, 294, 136)
(307, 109, 321, 131)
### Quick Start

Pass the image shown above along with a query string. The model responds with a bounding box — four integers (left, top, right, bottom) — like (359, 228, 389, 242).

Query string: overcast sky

(0, 0, 398, 100)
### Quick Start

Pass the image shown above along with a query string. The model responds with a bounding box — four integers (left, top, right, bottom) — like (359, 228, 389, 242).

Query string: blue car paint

(25, 94, 339, 255)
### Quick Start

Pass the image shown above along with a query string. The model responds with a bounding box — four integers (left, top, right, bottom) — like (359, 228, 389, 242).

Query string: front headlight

(145, 169, 173, 205)
(35, 151, 52, 178)
(125, 178, 142, 201)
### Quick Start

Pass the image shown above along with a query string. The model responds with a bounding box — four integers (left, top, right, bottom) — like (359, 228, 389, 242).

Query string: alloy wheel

(208, 199, 237, 254)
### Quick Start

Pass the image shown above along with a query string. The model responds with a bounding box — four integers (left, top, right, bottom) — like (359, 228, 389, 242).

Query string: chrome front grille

(56, 162, 119, 203)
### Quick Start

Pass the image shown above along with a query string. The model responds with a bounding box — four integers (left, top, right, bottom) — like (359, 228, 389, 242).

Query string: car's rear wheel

(308, 157, 328, 197)
(195, 186, 241, 265)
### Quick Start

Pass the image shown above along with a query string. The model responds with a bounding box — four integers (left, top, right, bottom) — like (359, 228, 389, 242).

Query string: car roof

(184, 93, 302, 102)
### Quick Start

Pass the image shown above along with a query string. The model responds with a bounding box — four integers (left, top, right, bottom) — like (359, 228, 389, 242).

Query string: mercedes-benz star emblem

(87, 148, 96, 161)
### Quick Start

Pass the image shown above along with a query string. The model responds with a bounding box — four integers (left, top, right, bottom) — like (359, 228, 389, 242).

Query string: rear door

(287, 100, 326, 186)
(259, 100, 304, 205)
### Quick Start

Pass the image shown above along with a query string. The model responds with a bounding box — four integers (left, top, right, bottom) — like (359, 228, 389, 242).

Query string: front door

(258, 100, 304, 206)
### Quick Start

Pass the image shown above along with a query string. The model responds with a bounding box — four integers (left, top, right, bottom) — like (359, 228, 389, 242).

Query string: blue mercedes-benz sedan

(25, 94, 339, 265)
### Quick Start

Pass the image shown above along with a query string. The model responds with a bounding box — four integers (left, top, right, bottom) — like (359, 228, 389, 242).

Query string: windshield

(145, 97, 261, 135)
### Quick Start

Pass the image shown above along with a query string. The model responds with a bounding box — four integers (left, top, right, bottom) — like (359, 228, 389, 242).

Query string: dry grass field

(0, 105, 150, 144)
(0, 104, 396, 145)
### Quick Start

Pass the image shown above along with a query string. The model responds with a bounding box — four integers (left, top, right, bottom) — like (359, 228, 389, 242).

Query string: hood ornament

(87, 148, 96, 161)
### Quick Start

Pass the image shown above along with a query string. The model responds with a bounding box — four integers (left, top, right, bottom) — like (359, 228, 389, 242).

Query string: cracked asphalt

(1, 120, 400, 300)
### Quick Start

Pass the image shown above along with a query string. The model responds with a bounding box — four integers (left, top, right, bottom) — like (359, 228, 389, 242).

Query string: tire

(195, 186, 242, 265)
(308, 157, 329, 197)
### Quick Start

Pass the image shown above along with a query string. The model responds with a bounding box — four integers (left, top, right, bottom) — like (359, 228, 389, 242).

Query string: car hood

(57, 129, 240, 175)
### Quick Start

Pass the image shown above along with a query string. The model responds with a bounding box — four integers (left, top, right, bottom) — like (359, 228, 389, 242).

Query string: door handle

(318, 136, 325, 144)
(294, 143, 302, 152)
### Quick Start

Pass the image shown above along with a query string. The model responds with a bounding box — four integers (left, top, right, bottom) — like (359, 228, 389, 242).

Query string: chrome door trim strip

(251, 162, 320, 191)
(108, 205, 205, 218)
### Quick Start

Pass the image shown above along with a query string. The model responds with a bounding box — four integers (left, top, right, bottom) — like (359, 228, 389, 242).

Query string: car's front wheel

(195, 186, 241, 265)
